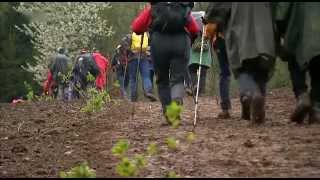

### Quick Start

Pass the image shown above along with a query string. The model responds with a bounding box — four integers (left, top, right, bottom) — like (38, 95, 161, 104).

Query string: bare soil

(1, 88, 320, 178)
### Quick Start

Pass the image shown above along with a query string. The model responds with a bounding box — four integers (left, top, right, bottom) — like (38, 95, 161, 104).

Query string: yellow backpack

(131, 32, 148, 53)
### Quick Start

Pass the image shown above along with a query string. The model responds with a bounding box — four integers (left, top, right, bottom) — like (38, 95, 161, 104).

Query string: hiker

(44, 47, 70, 100)
(131, 2, 200, 123)
(69, 48, 100, 99)
(92, 48, 109, 91)
(185, 11, 212, 97)
(126, 31, 157, 102)
(204, 3, 276, 124)
(111, 44, 129, 98)
(274, 2, 320, 124)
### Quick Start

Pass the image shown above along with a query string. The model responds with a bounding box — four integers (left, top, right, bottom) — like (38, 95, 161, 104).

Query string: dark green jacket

(205, 2, 276, 74)
(274, 2, 320, 70)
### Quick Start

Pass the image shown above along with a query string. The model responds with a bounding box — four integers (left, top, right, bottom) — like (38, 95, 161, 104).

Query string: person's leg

(199, 66, 208, 95)
(188, 64, 199, 95)
(151, 33, 171, 113)
(215, 36, 232, 118)
(128, 59, 138, 102)
(287, 57, 308, 98)
(308, 56, 320, 124)
(139, 59, 157, 101)
(287, 56, 310, 123)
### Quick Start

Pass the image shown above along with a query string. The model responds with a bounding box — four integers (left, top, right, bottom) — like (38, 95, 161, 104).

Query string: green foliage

(165, 101, 183, 128)
(166, 171, 181, 178)
(146, 142, 157, 156)
(133, 154, 147, 170)
(59, 162, 96, 178)
(186, 132, 196, 144)
(116, 157, 137, 177)
(81, 88, 110, 113)
(113, 80, 120, 88)
(0, 2, 38, 102)
(166, 137, 179, 150)
(86, 72, 95, 83)
(24, 81, 34, 101)
(111, 139, 130, 158)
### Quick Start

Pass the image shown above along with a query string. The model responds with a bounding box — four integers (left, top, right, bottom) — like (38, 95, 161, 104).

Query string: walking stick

(131, 33, 145, 120)
(193, 22, 206, 128)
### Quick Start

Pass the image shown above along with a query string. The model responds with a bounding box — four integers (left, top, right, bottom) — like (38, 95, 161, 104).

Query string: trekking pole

(131, 33, 145, 120)
(193, 23, 206, 128)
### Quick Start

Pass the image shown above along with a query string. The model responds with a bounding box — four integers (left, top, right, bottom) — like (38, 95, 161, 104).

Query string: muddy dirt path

(1, 88, 320, 177)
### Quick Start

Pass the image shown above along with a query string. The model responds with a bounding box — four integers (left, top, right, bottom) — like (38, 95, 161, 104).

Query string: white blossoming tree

(15, 2, 114, 84)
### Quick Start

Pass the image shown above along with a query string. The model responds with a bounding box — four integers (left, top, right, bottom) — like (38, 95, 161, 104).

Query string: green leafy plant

(165, 101, 183, 128)
(146, 142, 157, 156)
(113, 80, 120, 88)
(166, 137, 179, 150)
(166, 171, 181, 178)
(24, 81, 34, 101)
(59, 162, 96, 178)
(186, 132, 196, 144)
(86, 72, 96, 83)
(116, 157, 137, 177)
(81, 88, 110, 113)
(111, 139, 130, 158)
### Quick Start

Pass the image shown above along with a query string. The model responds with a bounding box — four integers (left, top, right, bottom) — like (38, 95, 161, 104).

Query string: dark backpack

(151, 2, 194, 33)
(73, 53, 99, 84)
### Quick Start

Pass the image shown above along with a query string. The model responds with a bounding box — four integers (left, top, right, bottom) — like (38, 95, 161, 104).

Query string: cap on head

(57, 47, 66, 54)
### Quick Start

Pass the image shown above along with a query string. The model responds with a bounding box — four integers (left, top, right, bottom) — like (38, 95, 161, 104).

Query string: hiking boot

(251, 92, 266, 124)
(240, 92, 252, 120)
(186, 88, 193, 96)
(308, 103, 320, 124)
(145, 92, 157, 102)
(217, 110, 231, 119)
(290, 92, 311, 124)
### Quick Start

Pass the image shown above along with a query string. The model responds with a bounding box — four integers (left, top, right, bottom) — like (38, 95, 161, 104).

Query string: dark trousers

(237, 57, 270, 98)
(215, 37, 231, 110)
(309, 56, 320, 105)
(151, 32, 191, 111)
(287, 56, 308, 98)
(187, 64, 208, 95)
(116, 64, 129, 97)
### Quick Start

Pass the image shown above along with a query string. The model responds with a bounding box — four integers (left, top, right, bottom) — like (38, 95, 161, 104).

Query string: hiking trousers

(237, 57, 272, 100)
(151, 31, 191, 112)
(287, 56, 308, 99)
(215, 37, 232, 110)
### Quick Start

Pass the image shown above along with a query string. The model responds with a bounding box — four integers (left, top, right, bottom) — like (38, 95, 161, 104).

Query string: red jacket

(43, 70, 55, 95)
(92, 52, 109, 91)
(131, 5, 200, 38)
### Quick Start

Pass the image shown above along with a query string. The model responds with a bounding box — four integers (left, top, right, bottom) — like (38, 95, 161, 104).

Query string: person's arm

(131, 4, 152, 34)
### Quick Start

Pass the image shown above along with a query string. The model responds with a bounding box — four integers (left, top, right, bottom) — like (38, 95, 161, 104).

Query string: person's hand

(204, 23, 217, 40)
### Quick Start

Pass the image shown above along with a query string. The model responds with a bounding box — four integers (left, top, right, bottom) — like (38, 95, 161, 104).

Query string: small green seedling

(146, 142, 158, 156)
(116, 157, 137, 177)
(166, 171, 181, 178)
(59, 162, 96, 178)
(186, 132, 196, 143)
(133, 154, 147, 169)
(24, 81, 34, 101)
(111, 139, 130, 158)
(166, 137, 179, 150)
(165, 101, 183, 128)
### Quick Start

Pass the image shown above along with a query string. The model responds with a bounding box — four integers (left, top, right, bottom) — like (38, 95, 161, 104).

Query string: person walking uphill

(274, 2, 320, 124)
(45, 47, 70, 100)
(204, 3, 276, 124)
(131, 2, 200, 123)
